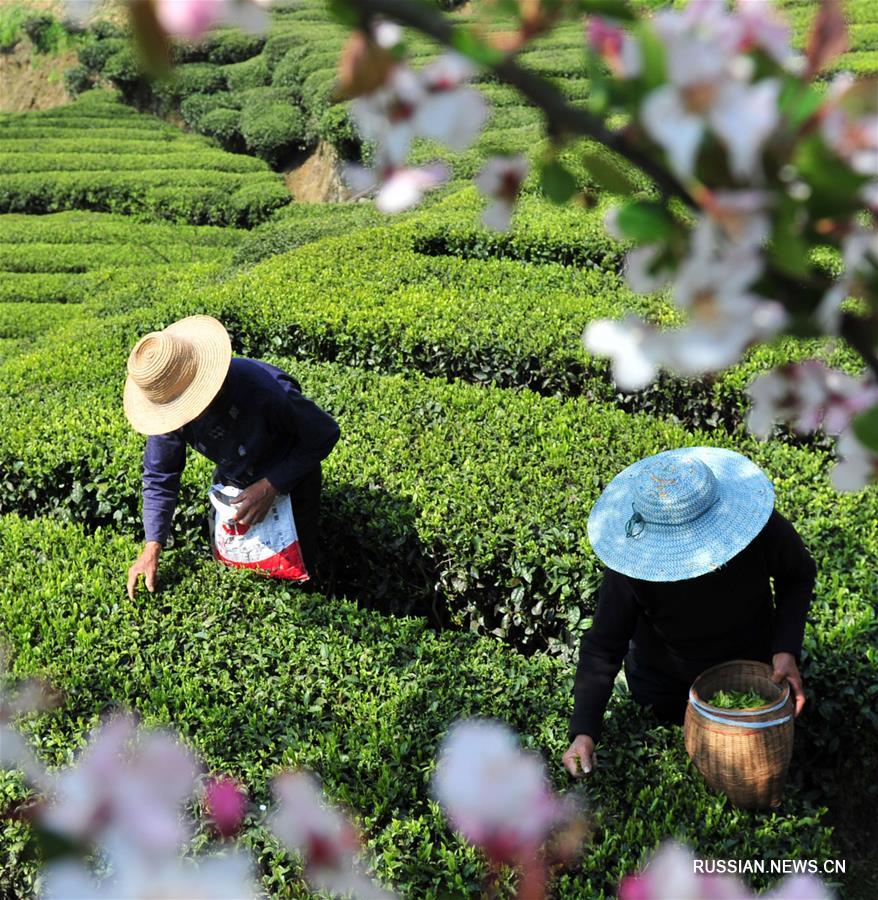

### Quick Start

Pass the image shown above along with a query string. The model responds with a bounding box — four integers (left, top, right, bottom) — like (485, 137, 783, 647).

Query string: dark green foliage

(232, 201, 384, 266)
(63, 65, 92, 97)
(102, 47, 142, 90)
(89, 19, 125, 41)
(179, 91, 238, 129)
(316, 103, 359, 157)
(206, 29, 266, 65)
(0, 518, 840, 898)
(199, 107, 243, 150)
(271, 44, 309, 91)
(262, 32, 303, 72)
(152, 63, 227, 109)
(22, 13, 61, 54)
(222, 54, 271, 91)
(239, 101, 306, 166)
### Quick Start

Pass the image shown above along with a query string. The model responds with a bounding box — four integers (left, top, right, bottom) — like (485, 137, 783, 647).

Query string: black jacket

(569, 509, 816, 743)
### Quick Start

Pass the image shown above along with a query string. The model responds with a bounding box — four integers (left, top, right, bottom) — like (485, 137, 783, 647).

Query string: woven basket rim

(689, 659, 788, 714)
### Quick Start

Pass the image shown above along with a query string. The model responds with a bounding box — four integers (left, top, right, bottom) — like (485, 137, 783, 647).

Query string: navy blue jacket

(142, 358, 340, 544)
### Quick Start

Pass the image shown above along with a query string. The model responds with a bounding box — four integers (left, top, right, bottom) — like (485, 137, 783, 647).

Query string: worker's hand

(231, 478, 278, 528)
(562, 735, 596, 778)
(127, 541, 161, 601)
(771, 652, 806, 717)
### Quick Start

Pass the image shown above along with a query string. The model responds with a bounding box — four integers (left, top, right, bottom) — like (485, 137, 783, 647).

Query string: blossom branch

(345, 0, 698, 209)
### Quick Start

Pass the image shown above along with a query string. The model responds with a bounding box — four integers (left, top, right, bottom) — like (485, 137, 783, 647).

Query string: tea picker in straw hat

(123, 316, 340, 599)
(562, 447, 816, 778)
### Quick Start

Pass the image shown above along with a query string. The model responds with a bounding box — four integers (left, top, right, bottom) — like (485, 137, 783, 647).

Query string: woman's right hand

(562, 734, 596, 778)
(127, 541, 161, 600)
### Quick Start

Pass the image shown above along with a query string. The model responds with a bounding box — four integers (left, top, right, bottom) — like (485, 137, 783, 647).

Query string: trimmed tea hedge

(0, 94, 290, 226)
(158, 204, 861, 436)
(0, 211, 242, 248)
(0, 517, 839, 898)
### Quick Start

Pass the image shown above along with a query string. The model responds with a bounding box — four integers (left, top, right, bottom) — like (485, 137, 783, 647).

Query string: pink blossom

(351, 54, 487, 169)
(432, 719, 566, 865)
(39, 715, 199, 857)
(832, 428, 878, 491)
(820, 75, 878, 178)
(642, 4, 782, 182)
(204, 776, 247, 838)
(587, 17, 642, 78)
(620, 841, 834, 900)
(155, 0, 269, 40)
(269, 771, 395, 898)
(735, 0, 795, 67)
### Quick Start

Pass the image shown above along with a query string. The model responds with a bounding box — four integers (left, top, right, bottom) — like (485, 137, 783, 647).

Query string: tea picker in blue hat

(562, 447, 816, 778)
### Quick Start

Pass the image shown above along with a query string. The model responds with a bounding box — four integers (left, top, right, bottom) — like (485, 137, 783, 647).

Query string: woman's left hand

(231, 478, 278, 528)
(771, 652, 806, 717)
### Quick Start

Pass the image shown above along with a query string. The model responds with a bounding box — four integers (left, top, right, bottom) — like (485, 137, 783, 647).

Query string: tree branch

(348, 0, 697, 208)
(347, 0, 876, 381)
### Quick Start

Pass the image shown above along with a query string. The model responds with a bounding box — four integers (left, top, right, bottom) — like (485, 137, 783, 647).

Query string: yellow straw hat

(123, 315, 232, 436)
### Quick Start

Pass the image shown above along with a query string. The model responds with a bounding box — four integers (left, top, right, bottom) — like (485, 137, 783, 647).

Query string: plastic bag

(208, 484, 309, 582)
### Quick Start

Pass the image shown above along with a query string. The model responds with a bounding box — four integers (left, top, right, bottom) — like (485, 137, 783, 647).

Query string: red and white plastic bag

(208, 484, 309, 582)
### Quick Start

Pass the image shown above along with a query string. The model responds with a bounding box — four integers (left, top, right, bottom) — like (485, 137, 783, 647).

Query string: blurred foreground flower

(204, 776, 248, 839)
(475, 155, 530, 231)
(619, 840, 834, 900)
(67, 0, 271, 40)
(269, 771, 396, 899)
(433, 718, 585, 898)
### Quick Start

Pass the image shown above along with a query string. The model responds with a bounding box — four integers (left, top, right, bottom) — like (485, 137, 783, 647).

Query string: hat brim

(123, 315, 232, 436)
(587, 447, 775, 582)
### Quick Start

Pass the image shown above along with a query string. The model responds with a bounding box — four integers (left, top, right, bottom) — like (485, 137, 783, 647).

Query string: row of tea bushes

(0, 212, 239, 305)
(2, 292, 875, 783)
(0, 93, 289, 226)
(0, 516, 839, 898)
(0, 211, 242, 248)
(1, 302, 874, 699)
(162, 213, 862, 436)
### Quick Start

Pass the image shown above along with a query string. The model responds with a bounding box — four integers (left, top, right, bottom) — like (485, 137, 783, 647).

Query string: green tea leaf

(582, 148, 638, 195)
(852, 405, 878, 453)
(615, 200, 673, 242)
(540, 160, 578, 203)
(450, 28, 504, 67)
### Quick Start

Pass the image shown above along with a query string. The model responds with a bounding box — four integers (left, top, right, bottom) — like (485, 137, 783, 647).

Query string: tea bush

(0, 94, 290, 226)
(0, 517, 839, 898)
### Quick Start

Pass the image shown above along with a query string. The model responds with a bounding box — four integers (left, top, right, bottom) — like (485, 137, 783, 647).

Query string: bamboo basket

(684, 659, 794, 809)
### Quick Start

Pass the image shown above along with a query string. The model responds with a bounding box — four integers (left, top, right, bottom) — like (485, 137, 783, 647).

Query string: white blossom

(344, 161, 449, 213)
(432, 719, 565, 863)
(620, 840, 833, 900)
(584, 316, 665, 391)
(41, 852, 259, 900)
(474, 155, 529, 230)
(831, 428, 878, 491)
(642, 4, 781, 182)
(746, 361, 878, 440)
(821, 75, 878, 178)
(735, 0, 796, 68)
(269, 772, 395, 899)
(40, 715, 199, 857)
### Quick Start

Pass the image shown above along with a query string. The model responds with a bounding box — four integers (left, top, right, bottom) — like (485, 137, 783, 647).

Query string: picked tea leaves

(708, 688, 766, 709)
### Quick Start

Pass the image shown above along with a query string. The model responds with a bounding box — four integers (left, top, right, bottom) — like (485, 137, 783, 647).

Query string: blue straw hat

(587, 447, 775, 582)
